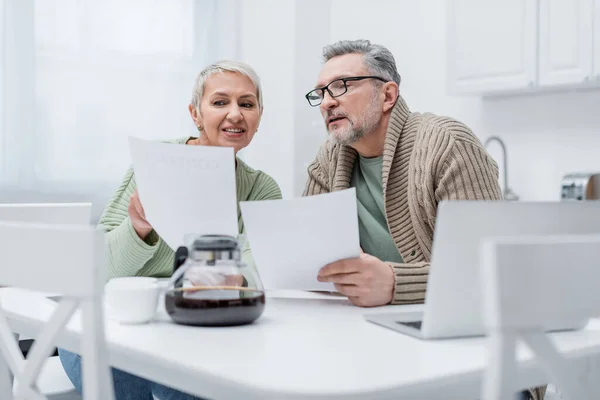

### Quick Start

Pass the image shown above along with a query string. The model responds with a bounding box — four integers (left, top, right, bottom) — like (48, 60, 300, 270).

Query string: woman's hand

(128, 189, 153, 240)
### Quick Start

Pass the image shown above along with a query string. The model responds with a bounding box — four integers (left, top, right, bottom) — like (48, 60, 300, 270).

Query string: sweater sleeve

(389, 136, 502, 304)
(97, 167, 165, 278)
(303, 143, 332, 196)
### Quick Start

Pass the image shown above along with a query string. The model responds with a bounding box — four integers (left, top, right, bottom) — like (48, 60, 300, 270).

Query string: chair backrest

(480, 233, 600, 400)
(482, 234, 600, 330)
(0, 203, 92, 225)
(0, 221, 114, 400)
(0, 221, 105, 297)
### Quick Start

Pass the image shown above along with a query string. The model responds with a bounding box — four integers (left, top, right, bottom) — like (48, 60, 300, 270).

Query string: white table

(3, 288, 600, 400)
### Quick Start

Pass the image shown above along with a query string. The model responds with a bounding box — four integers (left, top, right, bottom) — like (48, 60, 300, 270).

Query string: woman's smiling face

(189, 71, 261, 154)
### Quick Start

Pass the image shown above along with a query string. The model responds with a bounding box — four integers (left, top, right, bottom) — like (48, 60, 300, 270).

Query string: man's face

(315, 53, 383, 145)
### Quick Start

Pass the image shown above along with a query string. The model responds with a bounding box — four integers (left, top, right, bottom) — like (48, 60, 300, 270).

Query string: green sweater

(98, 137, 282, 279)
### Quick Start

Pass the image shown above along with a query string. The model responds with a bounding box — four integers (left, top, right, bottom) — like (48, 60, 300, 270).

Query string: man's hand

(317, 252, 395, 307)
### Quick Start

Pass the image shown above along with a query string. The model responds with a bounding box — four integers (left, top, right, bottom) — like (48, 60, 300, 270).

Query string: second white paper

(129, 137, 238, 250)
(240, 189, 360, 291)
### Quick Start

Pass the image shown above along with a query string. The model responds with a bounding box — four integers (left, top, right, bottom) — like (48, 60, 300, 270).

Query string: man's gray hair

(190, 60, 263, 111)
(322, 39, 401, 86)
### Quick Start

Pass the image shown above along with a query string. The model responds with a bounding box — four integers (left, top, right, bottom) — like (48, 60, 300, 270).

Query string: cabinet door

(594, 0, 600, 78)
(539, 0, 594, 86)
(447, 0, 537, 95)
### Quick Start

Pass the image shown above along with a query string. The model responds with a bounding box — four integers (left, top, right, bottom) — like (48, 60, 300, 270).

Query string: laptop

(365, 201, 600, 339)
(0, 202, 92, 225)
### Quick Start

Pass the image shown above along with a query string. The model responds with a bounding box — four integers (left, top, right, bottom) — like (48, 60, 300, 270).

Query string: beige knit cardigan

(303, 94, 503, 304)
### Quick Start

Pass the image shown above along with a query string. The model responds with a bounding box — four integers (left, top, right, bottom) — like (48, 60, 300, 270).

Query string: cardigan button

(410, 250, 416, 256)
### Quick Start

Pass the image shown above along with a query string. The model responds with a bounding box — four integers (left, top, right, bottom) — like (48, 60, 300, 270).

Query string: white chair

(0, 203, 92, 225)
(0, 221, 114, 400)
(480, 233, 600, 400)
(0, 202, 93, 399)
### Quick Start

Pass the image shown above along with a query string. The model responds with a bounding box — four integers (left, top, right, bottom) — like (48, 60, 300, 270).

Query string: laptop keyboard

(396, 320, 422, 330)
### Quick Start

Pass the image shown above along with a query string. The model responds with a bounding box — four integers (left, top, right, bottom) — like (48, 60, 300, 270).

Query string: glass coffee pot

(164, 234, 265, 326)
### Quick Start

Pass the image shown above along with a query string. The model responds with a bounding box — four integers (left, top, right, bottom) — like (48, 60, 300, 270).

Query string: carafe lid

(186, 234, 240, 262)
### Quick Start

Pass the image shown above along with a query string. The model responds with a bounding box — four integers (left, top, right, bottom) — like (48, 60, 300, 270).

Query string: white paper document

(265, 290, 348, 301)
(240, 189, 360, 290)
(129, 137, 238, 250)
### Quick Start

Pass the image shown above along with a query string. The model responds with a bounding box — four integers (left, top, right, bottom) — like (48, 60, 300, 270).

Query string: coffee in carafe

(165, 234, 265, 327)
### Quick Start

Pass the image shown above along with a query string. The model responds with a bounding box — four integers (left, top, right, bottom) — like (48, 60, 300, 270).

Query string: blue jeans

(58, 349, 203, 400)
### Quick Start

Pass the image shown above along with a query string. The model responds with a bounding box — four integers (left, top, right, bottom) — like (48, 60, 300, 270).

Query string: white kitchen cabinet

(446, 0, 538, 94)
(594, 0, 600, 78)
(538, 0, 594, 86)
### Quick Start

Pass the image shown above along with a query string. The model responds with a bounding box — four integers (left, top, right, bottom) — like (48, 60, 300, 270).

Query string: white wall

(237, 0, 330, 198)
(237, 0, 296, 198)
(237, 0, 600, 201)
(292, 0, 333, 196)
(331, 0, 600, 201)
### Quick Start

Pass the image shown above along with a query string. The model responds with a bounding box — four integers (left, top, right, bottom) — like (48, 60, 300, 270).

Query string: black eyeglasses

(305, 76, 388, 107)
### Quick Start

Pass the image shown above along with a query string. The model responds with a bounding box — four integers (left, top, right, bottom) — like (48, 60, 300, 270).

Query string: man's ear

(382, 82, 399, 113)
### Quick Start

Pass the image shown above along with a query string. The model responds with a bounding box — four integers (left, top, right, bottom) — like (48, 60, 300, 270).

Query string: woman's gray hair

(322, 39, 401, 86)
(190, 60, 263, 112)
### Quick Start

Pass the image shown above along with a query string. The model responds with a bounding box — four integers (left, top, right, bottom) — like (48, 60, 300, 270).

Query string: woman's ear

(257, 106, 264, 131)
(382, 82, 399, 113)
(188, 104, 203, 131)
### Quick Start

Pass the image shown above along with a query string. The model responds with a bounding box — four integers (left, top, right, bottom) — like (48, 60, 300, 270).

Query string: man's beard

(328, 94, 382, 146)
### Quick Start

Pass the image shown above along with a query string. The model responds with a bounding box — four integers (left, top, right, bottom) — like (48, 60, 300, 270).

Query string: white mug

(104, 277, 160, 324)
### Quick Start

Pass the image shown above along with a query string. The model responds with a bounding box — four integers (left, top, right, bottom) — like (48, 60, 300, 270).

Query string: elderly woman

(58, 60, 281, 400)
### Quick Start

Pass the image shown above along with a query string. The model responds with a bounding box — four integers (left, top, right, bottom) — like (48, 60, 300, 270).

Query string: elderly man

(303, 38, 501, 306)
(303, 38, 543, 400)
